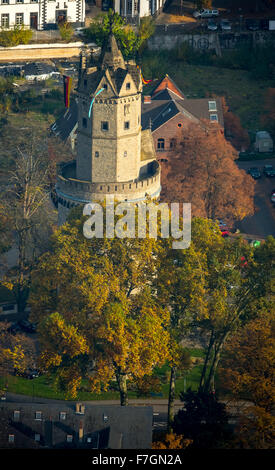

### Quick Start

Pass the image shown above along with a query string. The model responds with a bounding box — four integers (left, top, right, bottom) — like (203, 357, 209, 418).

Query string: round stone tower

(56, 34, 161, 224)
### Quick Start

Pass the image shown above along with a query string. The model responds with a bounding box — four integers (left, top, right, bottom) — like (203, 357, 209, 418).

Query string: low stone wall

(148, 30, 275, 51)
(0, 42, 98, 62)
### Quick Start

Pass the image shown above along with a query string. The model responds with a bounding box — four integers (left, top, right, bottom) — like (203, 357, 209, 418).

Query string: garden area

(0, 348, 206, 401)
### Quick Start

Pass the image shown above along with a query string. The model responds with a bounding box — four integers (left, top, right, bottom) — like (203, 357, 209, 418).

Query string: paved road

(236, 159, 275, 238)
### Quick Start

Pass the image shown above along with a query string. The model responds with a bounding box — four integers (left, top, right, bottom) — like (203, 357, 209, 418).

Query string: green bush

(0, 26, 32, 47)
(58, 21, 74, 42)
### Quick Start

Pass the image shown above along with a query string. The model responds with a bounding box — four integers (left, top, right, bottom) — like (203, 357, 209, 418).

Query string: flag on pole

(63, 75, 73, 108)
(137, 66, 153, 85)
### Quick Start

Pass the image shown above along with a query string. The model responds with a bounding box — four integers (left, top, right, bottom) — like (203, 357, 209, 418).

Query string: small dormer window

(126, 83, 131, 90)
(210, 114, 218, 122)
(60, 412, 66, 420)
(35, 411, 42, 420)
(103, 84, 108, 90)
(124, 121, 130, 130)
(13, 411, 20, 421)
(208, 101, 217, 111)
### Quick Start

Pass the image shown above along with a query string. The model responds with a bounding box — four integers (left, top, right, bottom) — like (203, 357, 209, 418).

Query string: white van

(193, 9, 219, 18)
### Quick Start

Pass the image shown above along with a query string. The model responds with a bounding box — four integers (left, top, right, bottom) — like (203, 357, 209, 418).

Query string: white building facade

(0, 0, 85, 30)
(113, 0, 166, 21)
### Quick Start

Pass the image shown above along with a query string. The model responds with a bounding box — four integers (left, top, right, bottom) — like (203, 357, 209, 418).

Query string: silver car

(220, 19, 232, 31)
(207, 19, 218, 31)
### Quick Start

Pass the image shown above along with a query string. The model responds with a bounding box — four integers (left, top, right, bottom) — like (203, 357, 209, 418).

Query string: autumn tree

(220, 310, 275, 448)
(0, 322, 36, 395)
(29, 208, 171, 405)
(161, 122, 255, 225)
(155, 218, 218, 429)
(152, 432, 192, 449)
(198, 235, 275, 393)
(0, 135, 56, 314)
(219, 96, 250, 151)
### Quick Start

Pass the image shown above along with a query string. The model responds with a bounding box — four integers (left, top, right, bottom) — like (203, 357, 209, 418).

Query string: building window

(8, 435, 14, 443)
(95, 151, 99, 158)
(15, 13, 24, 25)
(67, 435, 73, 443)
(177, 123, 182, 128)
(208, 100, 217, 111)
(82, 118, 87, 128)
(124, 121, 130, 130)
(170, 139, 176, 149)
(103, 84, 108, 90)
(157, 138, 165, 150)
(101, 121, 109, 131)
(84, 79, 87, 88)
(1, 14, 9, 27)
(60, 412, 66, 420)
(210, 114, 218, 122)
(1, 0, 9, 4)
(13, 411, 20, 421)
(124, 104, 130, 116)
(124, 151, 127, 157)
(126, 82, 131, 90)
(35, 411, 42, 420)
(34, 434, 40, 442)
(16, 0, 23, 3)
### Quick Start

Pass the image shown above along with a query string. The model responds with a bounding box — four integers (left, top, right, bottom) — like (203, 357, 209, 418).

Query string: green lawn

(141, 53, 273, 133)
(0, 348, 205, 401)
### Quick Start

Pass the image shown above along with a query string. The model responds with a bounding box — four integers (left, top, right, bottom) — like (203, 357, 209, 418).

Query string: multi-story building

(0, 0, 85, 31)
(113, 0, 166, 21)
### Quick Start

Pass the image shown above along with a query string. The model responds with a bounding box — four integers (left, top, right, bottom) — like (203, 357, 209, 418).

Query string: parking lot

(236, 159, 275, 238)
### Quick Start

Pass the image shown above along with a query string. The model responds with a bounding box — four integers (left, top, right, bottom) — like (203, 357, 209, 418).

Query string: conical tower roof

(100, 33, 126, 71)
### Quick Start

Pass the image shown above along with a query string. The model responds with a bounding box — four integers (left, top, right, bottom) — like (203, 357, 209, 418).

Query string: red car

(219, 225, 230, 237)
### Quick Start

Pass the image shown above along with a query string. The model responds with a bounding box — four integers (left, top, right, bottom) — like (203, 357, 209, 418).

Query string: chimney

(79, 421, 84, 442)
(144, 96, 151, 104)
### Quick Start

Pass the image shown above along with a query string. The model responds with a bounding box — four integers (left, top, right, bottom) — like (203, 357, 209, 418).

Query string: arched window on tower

(157, 138, 165, 150)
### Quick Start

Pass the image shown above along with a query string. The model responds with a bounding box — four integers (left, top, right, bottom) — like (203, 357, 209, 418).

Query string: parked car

(247, 167, 261, 179)
(219, 225, 230, 237)
(193, 9, 219, 18)
(14, 368, 41, 379)
(220, 19, 232, 31)
(74, 27, 85, 36)
(17, 319, 36, 333)
(263, 164, 275, 177)
(246, 19, 260, 31)
(207, 19, 218, 31)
